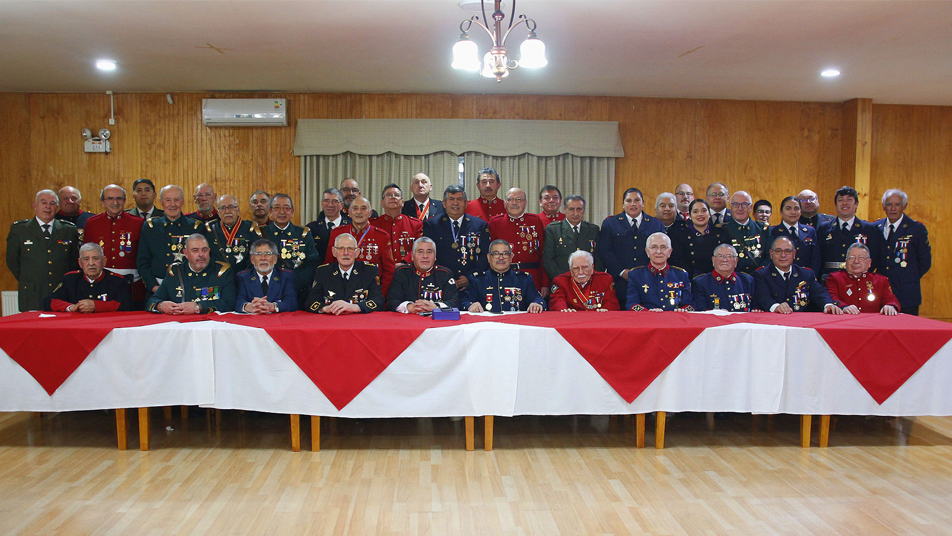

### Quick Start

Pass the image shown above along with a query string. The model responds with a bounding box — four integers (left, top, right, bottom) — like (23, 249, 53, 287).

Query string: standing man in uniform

(147, 233, 236, 314)
(674, 183, 695, 221)
(489, 187, 548, 295)
(422, 185, 490, 292)
(548, 251, 619, 312)
(207, 194, 263, 274)
(387, 237, 460, 313)
(465, 167, 505, 221)
(402, 172, 444, 220)
(305, 233, 383, 314)
(706, 182, 731, 226)
(249, 190, 271, 227)
(797, 189, 835, 229)
(721, 191, 770, 275)
(306, 188, 350, 266)
(6, 189, 80, 311)
(262, 193, 319, 304)
(816, 185, 883, 281)
(654, 192, 682, 231)
(186, 183, 220, 224)
(44, 243, 131, 312)
(753, 236, 841, 314)
(538, 186, 566, 225)
(55, 186, 94, 230)
(460, 239, 545, 313)
(327, 196, 395, 297)
(83, 184, 145, 308)
(598, 187, 665, 308)
(127, 178, 164, 220)
(626, 232, 695, 312)
(543, 194, 600, 282)
(372, 184, 422, 264)
(875, 188, 931, 315)
(137, 185, 204, 295)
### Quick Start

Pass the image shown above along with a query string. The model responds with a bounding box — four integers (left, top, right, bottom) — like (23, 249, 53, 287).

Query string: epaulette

(60, 220, 77, 227)
(216, 260, 231, 277)
(205, 221, 214, 233)
(147, 217, 154, 228)
(250, 222, 262, 236)
(631, 265, 646, 271)
(107, 271, 127, 279)
(364, 262, 378, 267)
(167, 261, 182, 277)
(670, 265, 689, 273)
(301, 226, 310, 236)
(52, 282, 64, 292)
(64, 270, 81, 276)
(193, 221, 202, 230)
(318, 262, 332, 268)
(434, 266, 452, 274)
(14, 218, 29, 225)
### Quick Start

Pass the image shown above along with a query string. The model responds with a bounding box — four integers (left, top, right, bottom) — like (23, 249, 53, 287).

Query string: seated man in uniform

(549, 250, 619, 312)
(692, 244, 757, 312)
(44, 242, 131, 312)
(460, 239, 545, 313)
(626, 232, 695, 312)
(753, 236, 841, 314)
(387, 237, 459, 313)
(305, 233, 383, 315)
(825, 243, 899, 315)
(235, 239, 297, 314)
(147, 233, 236, 314)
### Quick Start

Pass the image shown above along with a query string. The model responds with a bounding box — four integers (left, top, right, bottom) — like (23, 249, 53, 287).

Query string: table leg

(800, 415, 812, 448)
(464, 416, 474, 451)
(819, 415, 831, 447)
(138, 408, 150, 451)
(635, 414, 645, 448)
(311, 416, 320, 451)
(180, 406, 188, 420)
(655, 411, 666, 449)
(290, 414, 301, 452)
(706, 412, 716, 431)
(115, 409, 127, 450)
(163, 406, 172, 421)
(484, 416, 494, 451)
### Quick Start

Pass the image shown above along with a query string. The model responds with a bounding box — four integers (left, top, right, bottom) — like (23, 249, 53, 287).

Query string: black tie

(789, 225, 797, 239)
(260, 276, 269, 296)
(714, 213, 721, 225)
(783, 271, 789, 281)
(419, 203, 426, 213)
(573, 225, 580, 237)
(631, 219, 638, 232)
(887, 223, 895, 242)
(453, 220, 460, 235)
(842, 221, 849, 233)
(342, 272, 349, 281)
(327, 221, 335, 231)
(41, 223, 50, 235)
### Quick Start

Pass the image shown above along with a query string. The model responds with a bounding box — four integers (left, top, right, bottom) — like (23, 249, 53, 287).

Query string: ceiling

(2, 0, 951, 105)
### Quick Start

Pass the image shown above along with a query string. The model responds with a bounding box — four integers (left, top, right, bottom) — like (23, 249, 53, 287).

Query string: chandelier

(451, 0, 548, 82)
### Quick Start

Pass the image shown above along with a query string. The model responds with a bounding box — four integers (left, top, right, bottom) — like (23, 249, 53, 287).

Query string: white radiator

(2, 291, 19, 316)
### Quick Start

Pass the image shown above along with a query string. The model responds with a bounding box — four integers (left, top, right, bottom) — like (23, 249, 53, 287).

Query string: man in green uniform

(6, 189, 80, 311)
(147, 233, 235, 314)
(721, 190, 770, 275)
(136, 185, 204, 295)
(262, 193, 319, 303)
(207, 194, 263, 273)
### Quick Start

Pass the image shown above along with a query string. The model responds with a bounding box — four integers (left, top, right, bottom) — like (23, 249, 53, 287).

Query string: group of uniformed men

(6, 171, 931, 318)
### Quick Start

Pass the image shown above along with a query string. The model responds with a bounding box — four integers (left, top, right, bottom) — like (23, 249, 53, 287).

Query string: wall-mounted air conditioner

(202, 98, 288, 127)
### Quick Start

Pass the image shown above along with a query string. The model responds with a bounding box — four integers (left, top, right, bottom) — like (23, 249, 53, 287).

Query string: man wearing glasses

(262, 193, 319, 304)
(326, 196, 396, 297)
(372, 184, 423, 263)
(753, 236, 841, 314)
(305, 233, 383, 314)
(626, 232, 695, 312)
(705, 183, 731, 226)
(721, 191, 770, 275)
(306, 188, 351, 265)
(83, 184, 145, 308)
(674, 184, 695, 221)
(488, 187, 548, 295)
(340, 178, 378, 218)
(206, 194, 264, 273)
(824, 243, 899, 315)
(235, 239, 297, 314)
(460, 239, 545, 313)
(796, 189, 834, 229)
(692, 244, 757, 312)
(186, 183, 220, 224)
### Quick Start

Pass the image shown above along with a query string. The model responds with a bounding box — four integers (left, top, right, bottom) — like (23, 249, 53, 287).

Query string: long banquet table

(2, 310, 951, 451)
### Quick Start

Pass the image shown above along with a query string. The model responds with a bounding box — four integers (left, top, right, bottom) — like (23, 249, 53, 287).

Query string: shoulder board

(317, 262, 332, 268)
(364, 262, 378, 267)
(669, 265, 688, 273)
(434, 266, 452, 274)
(692, 274, 705, 282)
(60, 220, 77, 227)
(205, 221, 214, 233)
(193, 221, 202, 230)
(14, 219, 29, 225)
(65, 270, 81, 276)
(167, 261, 182, 277)
(147, 217, 154, 228)
(301, 226, 310, 236)
(53, 282, 63, 293)
(631, 265, 646, 270)
(107, 271, 127, 279)
(216, 260, 231, 277)
(250, 222, 262, 236)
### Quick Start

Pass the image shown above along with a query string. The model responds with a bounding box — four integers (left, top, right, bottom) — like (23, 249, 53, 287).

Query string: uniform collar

(648, 263, 669, 277)
(712, 270, 737, 284)
(85, 271, 106, 284)
(414, 266, 433, 278)
(847, 271, 868, 282)
(508, 213, 525, 222)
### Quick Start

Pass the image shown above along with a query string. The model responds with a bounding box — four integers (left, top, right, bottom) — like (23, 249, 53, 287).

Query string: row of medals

(113, 233, 133, 257)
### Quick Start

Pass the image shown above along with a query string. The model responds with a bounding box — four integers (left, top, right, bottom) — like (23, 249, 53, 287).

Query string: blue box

(432, 308, 460, 321)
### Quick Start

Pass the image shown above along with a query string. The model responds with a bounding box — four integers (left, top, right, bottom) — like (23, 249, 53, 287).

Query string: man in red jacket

(825, 243, 899, 315)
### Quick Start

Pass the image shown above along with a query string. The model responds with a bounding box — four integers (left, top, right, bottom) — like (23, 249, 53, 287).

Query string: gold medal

(452, 242, 459, 249)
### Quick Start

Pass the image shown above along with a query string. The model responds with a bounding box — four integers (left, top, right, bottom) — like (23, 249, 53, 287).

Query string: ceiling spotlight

(821, 69, 840, 78)
(96, 59, 117, 71)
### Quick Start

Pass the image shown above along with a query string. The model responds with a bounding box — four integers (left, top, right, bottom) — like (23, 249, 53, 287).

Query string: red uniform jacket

(83, 211, 145, 300)
(466, 197, 505, 222)
(488, 213, 548, 291)
(539, 211, 567, 225)
(549, 272, 620, 311)
(371, 213, 422, 263)
(327, 223, 396, 297)
(825, 271, 900, 313)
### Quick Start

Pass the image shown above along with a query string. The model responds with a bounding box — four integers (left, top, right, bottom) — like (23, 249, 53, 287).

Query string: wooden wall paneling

(0, 94, 32, 293)
(841, 98, 874, 219)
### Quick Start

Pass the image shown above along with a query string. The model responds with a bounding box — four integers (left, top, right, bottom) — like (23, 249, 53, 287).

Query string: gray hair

(488, 238, 511, 252)
(334, 232, 357, 247)
(568, 250, 594, 269)
(250, 238, 278, 256)
(79, 242, 104, 257)
(655, 192, 677, 210)
(443, 184, 467, 200)
(100, 184, 126, 201)
(412, 236, 436, 251)
(184, 233, 208, 249)
(322, 188, 343, 201)
(646, 232, 671, 248)
(35, 189, 58, 203)
(159, 184, 185, 200)
(564, 194, 586, 208)
(249, 190, 270, 202)
(731, 190, 753, 204)
(216, 194, 238, 208)
(847, 242, 871, 258)
(713, 243, 737, 257)
(882, 188, 908, 208)
(706, 182, 729, 196)
(270, 193, 293, 209)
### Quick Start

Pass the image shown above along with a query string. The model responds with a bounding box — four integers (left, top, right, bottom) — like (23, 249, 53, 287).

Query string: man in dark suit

(304, 233, 384, 314)
(387, 237, 459, 312)
(797, 189, 835, 229)
(753, 236, 841, 314)
(460, 239, 545, 313)
(543, 194, 601, 281)
(706, 182, 731, 226)
(306, 188, 351, 266)
(422, 185, 490, 292)
(816, 185, 884, 281)
(402, 173, 444, 221)
(597, 187, 665, 308)
(127, 178, 164, 220)
(6, 189, 80, 311)
(235, 239, 298, 313)
(875, 188, 932, 315)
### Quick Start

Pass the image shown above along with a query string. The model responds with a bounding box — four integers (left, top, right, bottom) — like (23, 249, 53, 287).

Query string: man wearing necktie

(402, 173, 444, 220)
(598, 187, 665, 308)
(542, 195, 601, 281)
(753, 236, 841, 314)
(421, 185, 490, 292)
(6, 189, 80, 311)
(488, 187, 549, 295)
(874, 188, 931, 315)
(305, 233, 383, 314)
(816, 185, 883, 281)
(235, 239, 297, 313)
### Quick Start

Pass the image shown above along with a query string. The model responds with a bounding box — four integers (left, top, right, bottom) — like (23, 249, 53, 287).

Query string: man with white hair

(721, 190, 770, 274)
(186, 183, 220, 224)
(548, 250, 619, 312)
(305, 233, 383, 314)
(874, 188, 931, 315)
(654, 192, 682, 232)
(691, 244, 757, 311)
(626, 232, 695, 312)
(137, 185, 203, 295)
(55, 185, 93, 229)
(207, 194, 264, 273)
(83, 184, 145, 307)
(44, 243, 131, 312)
(387, 237, 459, 313)
(825, 243, 899, 315)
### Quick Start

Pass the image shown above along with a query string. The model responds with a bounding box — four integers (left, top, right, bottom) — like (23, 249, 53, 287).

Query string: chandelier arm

(499, 15, 533, 47)
(462, 16, 497, 42)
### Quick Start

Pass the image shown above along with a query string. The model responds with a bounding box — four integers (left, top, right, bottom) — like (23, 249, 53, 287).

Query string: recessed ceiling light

(96, 59, 117, 71)
(821, 69, 840, 78)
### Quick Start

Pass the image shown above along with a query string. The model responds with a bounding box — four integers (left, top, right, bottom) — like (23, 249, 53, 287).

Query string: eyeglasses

(675, 191, 693, 197)
(846, 255, 870, 262)
(798, 196, 818, 203)
(341, 187, 360, 193)
(321, 198, 342, 205)
(271, 205, 293, 212)
(731, 202, 752, 209)
(335, 246, 358, 253)
(771, 248, 796, 255)
(647, 244, 670, 251)
(489, 251, 513, 258)
(755, 209, 771, 214)
(219, 205, 239, 211)
(708, 192, 728, 198)
(383, 193, 402, 199)
(250, 251, 275, 256)
(713, 254, 737, 260)
(506, 197, 526, 203)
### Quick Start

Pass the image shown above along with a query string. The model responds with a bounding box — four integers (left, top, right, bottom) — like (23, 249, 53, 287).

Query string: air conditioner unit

(202, 98, 288, 127)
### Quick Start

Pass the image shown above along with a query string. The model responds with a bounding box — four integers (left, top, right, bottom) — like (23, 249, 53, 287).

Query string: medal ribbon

(221, 219, 242, 248)
(570, 278, 592, 308)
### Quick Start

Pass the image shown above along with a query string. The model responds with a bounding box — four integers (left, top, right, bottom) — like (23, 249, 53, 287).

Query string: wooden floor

(2, 410, 952, 536)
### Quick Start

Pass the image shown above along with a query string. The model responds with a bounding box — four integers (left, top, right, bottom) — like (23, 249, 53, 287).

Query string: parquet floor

(1, 410, 951, 535)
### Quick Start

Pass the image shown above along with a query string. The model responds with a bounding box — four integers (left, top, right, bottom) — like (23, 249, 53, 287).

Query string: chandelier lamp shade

(451, 0, 548, 82)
